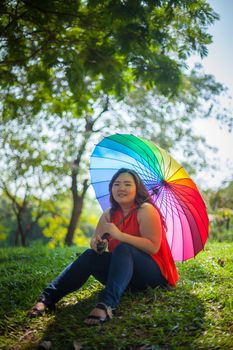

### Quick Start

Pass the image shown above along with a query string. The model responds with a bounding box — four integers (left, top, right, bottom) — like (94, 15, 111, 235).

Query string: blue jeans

(39, 243, 168, 309)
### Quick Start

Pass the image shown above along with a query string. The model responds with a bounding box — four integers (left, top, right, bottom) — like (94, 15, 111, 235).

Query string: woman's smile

(116, 192, 127, 196)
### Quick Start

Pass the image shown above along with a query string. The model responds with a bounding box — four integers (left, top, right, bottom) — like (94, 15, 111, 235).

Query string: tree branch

(1, 181, 20, 215)
(93, 96, 109, 124)
(81, 179, 89, 200)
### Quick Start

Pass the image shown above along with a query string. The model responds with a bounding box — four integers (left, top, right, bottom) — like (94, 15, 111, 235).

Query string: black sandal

(84, 302, 114, 326)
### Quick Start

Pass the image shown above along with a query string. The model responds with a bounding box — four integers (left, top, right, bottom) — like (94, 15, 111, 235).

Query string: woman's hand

(90, 210, 111, 252)
(102, 223, 123, 241)
(90, 236, 97, 251)
(90, 235, 104, 252)
(91, 234, 112, 253)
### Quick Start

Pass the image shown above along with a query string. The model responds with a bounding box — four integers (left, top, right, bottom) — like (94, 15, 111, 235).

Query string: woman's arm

(90, 210, 110, 251)
(103, 203, 162, 255)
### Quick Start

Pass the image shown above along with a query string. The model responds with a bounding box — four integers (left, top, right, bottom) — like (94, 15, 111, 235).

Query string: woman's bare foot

(28, 302, 46, 317)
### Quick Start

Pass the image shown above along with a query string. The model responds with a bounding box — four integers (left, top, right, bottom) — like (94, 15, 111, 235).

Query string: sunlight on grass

(0, 242, 233, 349)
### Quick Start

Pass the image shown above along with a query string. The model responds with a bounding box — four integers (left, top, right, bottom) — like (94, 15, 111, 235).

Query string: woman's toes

(35, 302, 46, 311)
(84, 307, 107, 325)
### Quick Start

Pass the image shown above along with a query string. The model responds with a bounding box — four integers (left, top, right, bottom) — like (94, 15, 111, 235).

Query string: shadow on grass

(1, 249, 212, 350)
(19, 284, 206, 350)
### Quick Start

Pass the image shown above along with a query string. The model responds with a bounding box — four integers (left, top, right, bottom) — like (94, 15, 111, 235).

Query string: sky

(188, 0, 233, 189)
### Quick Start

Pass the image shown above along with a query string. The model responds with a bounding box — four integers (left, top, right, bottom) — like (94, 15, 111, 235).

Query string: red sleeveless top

(108, 205, 179, 287)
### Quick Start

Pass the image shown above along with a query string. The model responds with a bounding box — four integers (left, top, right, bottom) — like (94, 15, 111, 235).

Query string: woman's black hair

(109, 168, 153, 217)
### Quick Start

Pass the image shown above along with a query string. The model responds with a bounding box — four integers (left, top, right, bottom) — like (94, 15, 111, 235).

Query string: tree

(0, 99, 112, 246)
(0, 193, 15, 246)
(208, 180, 233, 211)
(0, 0, 221, 245)
(38, 191, 100, 248)
(1, 64, 231, 246)
(0, 190, 49, 246)
(119, 64, 233, 174)
(1, 0, 219, 123)
(0, 117, 66, 246)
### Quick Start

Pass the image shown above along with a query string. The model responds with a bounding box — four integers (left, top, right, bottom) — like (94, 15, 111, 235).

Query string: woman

(29, 168, 178, 325)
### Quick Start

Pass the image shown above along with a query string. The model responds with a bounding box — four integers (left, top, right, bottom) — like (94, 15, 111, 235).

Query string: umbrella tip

(151, 188, 159, 195)
(151, 180, 167, 194)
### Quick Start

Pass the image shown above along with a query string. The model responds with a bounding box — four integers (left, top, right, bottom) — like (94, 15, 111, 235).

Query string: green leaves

(0, 0, 219, 120)
(134, 52, 182, 95)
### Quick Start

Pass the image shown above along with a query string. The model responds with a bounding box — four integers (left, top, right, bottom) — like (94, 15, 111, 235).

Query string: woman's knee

(81, 248, 97, 257)
(76, 248, 97, 263)
(114, 243, 138, 254)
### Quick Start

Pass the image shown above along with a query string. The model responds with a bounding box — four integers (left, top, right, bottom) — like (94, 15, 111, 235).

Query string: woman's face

(111, 172, 137, 206)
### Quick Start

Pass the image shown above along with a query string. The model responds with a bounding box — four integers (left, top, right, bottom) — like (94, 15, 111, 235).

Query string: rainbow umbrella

(90, 134, 209, 261)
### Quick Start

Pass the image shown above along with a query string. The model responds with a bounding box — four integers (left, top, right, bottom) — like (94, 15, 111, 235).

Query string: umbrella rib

(134, 158, 161, 185)
(91, 154, 151, 172)
(151, 144, 166, 178)
(170, 184, 208, 236)
(167, 189, 177, 258)
(120, 134, 164, 178)
(90, 167, 123, 170)
(166, 187, 187, 261)
(167, 185, 203, 258)
(96, 193, 111, 200)
(91, 146, 155, 175)
(155, 187, 167, 225)
(164, 153, 172, 179)
(170, 182, 207, 212)
(166, 166, 183, 182)
(133, 153, 163, 190)
(90, 180, 111, 186)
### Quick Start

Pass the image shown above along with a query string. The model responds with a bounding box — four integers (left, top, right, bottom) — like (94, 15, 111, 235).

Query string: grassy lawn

(0, 241, 232, 350)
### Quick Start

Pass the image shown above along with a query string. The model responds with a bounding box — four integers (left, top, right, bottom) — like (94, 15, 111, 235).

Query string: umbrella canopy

(90, 134, 209, 261)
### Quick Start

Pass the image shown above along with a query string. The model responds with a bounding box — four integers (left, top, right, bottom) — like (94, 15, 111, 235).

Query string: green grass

(0, 242, 233, 350)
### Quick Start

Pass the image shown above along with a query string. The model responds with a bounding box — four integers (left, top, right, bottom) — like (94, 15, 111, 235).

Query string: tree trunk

(65, 200, 83, 246)
(64, 108, 108, 245)
(14, 230, 19, 246)
(16, 213, 27, 246)
(65, 165, 89, 245)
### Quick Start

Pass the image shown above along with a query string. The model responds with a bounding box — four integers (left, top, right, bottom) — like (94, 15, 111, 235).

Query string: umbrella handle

(101, 232, 110, 240)
(96, 233, 110, 254)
